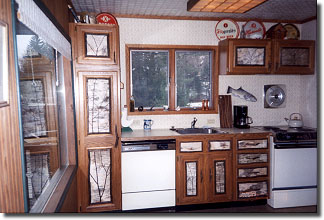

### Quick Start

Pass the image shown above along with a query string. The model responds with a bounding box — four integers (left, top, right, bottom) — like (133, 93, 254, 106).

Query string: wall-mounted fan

(264, 84, 286, 108)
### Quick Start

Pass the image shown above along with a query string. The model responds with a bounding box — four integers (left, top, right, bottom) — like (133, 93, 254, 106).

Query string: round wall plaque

(96, 13, 118, 25)
(242, 21, 266, 39)
(284, 24, 300, 39)
(215, 19, 240, 41)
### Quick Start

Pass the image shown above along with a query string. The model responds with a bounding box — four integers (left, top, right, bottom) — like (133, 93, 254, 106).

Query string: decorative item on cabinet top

(215, 19, 240, 41)
(241, 21, 266, 39)
(284, 24, 300, 40)
(266, 23, 286, 39)
(96, 13, 118, 26)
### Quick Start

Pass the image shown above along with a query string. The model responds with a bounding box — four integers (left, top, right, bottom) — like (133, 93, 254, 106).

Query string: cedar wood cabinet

(219, 39, 315, 75)
(70, 23, 121, 212)
(233, 133, 271, 201)
(176, 135, 233, 205)
(176, 133, 271, 205)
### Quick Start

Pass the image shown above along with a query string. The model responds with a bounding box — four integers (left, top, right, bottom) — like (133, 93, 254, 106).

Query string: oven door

(273, 143, 317, 190)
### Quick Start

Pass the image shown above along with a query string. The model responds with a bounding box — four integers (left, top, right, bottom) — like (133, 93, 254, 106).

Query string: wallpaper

(117, 18, 316, 129)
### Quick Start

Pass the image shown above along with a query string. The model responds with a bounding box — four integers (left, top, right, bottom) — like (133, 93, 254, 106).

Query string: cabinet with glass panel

(176, 135, 233, 205)
(70, 23, 121, 212)
(219, 39, 315, 75)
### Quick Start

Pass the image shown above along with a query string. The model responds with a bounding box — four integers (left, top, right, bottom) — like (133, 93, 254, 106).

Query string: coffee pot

(233, 105, 253, 129)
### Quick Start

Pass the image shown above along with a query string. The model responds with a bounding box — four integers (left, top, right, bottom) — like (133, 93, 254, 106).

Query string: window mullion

(169, 49, 176, 110)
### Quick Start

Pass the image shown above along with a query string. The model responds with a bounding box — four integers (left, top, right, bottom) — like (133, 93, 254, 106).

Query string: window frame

(126, 44, 219, 115)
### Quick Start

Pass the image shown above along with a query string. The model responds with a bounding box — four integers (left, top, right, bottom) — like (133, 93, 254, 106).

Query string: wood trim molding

(42, 165, 77, 213)
(125, 44, 219, 115)
(114, 13, 313, 24)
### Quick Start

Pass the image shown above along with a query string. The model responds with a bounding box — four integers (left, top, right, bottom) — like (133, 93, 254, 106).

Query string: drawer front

(238, 181, 268, 199)
(238, 153, 268, 164)
(238, 139, 267, 150)
(180, 142, 203, 152)
(209, 141, 231, 151)
(238, 167, 268, 178)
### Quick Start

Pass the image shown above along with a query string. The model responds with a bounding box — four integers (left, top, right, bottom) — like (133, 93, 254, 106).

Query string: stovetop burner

(255, 126, 317, 143)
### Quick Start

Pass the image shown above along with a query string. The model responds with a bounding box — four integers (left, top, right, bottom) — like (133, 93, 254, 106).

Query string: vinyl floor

(122, 200, 317, 214)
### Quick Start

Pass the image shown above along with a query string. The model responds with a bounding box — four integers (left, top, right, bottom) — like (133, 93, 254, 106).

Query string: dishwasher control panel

(122, 139, 176, 152)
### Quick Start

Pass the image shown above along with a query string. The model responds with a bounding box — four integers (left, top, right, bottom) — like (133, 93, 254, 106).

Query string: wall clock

(264, 84, 286, 108)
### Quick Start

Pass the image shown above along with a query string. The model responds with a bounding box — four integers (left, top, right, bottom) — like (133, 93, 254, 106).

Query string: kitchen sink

(175, 128, 226, 134)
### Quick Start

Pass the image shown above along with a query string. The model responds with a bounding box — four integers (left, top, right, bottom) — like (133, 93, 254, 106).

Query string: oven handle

(274, 143, 317, 149)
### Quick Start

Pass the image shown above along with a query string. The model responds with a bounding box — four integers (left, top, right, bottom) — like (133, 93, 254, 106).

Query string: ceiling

(70, 0, 317, 23)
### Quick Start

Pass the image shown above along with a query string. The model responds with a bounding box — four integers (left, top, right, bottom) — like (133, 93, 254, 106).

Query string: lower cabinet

(233, 134, 271, 201)
(176, 133, 270, 206)
(176, 136, 233, 205)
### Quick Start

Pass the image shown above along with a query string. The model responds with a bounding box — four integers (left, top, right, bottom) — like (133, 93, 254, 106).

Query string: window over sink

(126, 45, 219, 115)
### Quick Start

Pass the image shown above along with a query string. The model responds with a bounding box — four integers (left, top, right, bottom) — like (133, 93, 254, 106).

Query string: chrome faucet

(191, 117, 197, 128)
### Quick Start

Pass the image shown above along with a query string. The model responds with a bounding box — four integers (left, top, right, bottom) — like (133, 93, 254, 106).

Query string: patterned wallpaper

(117, 18, 316, 129)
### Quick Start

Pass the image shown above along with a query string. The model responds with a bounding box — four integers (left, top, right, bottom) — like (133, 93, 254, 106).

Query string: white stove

(255, 126, 317, 208)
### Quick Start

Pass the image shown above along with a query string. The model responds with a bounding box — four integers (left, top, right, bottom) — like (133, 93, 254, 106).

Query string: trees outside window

(126, 45, 218, 115)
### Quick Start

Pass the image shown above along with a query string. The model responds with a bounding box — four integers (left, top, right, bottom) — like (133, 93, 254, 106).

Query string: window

(126, 45, 218, 115)
(14, 0, 76, 212)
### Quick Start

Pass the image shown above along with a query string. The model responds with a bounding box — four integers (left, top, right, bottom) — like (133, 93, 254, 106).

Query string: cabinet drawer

(238, 153, 268, 164)
(237, 139, 267, 150)
(238, 181, 268, 199)
(238, 167, 268, 178)
(209, 140, 231, 151)
(180, 142, 203, 152)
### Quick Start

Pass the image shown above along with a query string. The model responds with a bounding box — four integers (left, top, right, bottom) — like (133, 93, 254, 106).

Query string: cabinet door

(206, 153, 232, 202)
(77, 72, 121, 212)
(75, 24, 118, 65)
(228, 39, 272, 74)
(176, 154, 205, 205)
(273, 40, 315, 74)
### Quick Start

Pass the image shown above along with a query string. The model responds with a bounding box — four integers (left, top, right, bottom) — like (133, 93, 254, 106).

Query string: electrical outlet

(132, 120, 140, 126)
(207, 119, 215, 124)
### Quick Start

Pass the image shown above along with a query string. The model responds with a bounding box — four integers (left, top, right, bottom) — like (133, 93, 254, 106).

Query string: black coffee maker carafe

(233, 105, 253, 128)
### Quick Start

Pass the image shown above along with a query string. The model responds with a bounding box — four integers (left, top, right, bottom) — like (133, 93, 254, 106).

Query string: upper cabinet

(272, 40, 315, 74)
(73, 24, 119, 66)
(219, 39, 315, 75)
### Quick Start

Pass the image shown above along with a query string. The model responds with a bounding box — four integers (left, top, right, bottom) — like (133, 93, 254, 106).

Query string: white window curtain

(15, 0, 71, 60)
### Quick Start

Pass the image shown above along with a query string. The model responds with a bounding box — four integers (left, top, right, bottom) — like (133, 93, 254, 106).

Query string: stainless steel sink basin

(175, 128, 226, 134)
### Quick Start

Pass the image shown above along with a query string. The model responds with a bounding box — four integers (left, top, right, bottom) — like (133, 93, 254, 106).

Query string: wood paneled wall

(0, 0, 25, 213)
(41, 0, 74, 35)
(0, 0, 75, 213)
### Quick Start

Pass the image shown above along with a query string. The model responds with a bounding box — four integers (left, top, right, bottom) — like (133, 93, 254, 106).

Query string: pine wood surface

(0, 0, 25, 213)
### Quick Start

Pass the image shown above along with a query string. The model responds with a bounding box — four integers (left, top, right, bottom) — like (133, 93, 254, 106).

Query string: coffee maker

(233, 105, 253, 128)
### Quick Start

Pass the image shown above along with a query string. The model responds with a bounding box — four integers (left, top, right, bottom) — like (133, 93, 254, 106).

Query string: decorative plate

(215, 19, 240, 41)
(284, 24, 300, 39)
(96, 13, 118, 25)
(242, 21, 266, 39)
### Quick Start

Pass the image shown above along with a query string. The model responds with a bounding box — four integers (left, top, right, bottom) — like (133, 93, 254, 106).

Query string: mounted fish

(227, 86, 257, 102)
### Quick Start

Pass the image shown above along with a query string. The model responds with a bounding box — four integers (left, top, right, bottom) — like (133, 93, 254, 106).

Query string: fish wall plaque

(227, 86, 257, 102)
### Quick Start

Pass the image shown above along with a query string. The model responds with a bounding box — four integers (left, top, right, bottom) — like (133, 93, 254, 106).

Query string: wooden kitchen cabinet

(219, 39, 315, 75)
(176, 136, 233, 205)
(70, 23, 121, 212)
(233, 133, 271, 201)
(273, 40, 315, 74)
(74, 24, 119, 66)
(219, 39, 272, 75)
(177, 153, 205, 205)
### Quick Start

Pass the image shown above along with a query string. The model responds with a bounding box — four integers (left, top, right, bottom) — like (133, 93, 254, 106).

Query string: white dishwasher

(121, 139, 176, 211)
